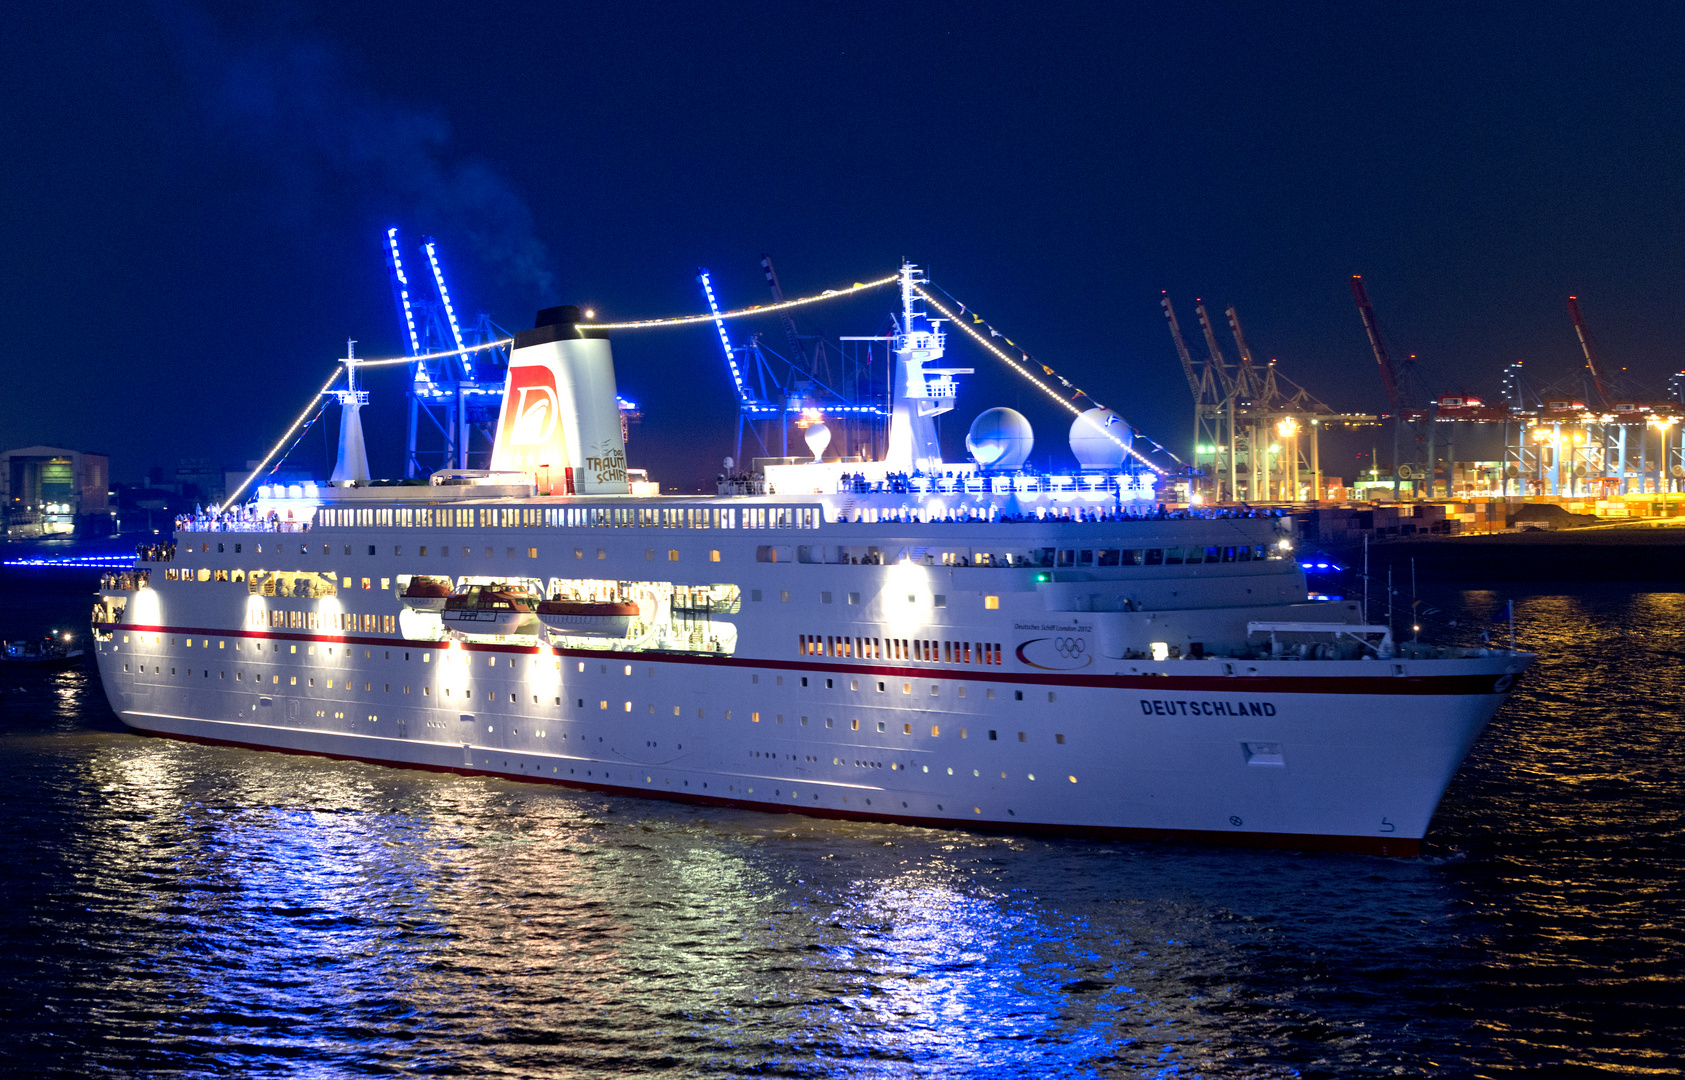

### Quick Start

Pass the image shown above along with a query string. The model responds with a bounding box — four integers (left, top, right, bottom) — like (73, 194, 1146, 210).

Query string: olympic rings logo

(1055, 636, 1087, 659)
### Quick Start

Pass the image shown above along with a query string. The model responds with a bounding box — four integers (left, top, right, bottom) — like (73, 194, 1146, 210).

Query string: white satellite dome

(803, 422, 832, 462)
(966, 408, 1034, 471)
(1069, 407, 1132, 469)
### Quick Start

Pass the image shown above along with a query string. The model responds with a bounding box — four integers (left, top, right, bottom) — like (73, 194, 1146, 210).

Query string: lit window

(984, 596, 999, 610)
(709, 550, 720, 562)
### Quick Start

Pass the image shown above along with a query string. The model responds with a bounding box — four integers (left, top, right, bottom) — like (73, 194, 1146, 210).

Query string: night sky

(5, 1, 1685, 491)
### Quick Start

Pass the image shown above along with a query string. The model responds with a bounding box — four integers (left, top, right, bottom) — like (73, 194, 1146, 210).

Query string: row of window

(175, 542, 724, 566)
(247, 610, 397, 633)
(167, 566, 394, 594)
(798, 634, 1003, 665)
(314, 505, 821, 531)
(1069, 545, 1277, 567)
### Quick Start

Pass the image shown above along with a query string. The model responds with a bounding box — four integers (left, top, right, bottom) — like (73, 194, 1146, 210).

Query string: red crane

(1566, 295, 1612, 409)
(1350, 275, 1401, 410)
(1351, 274, 1415, 497)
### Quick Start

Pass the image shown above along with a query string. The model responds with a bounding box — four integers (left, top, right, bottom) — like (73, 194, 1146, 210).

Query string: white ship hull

(92, 265, 1531, 854)
(92, 505, 1529, 856)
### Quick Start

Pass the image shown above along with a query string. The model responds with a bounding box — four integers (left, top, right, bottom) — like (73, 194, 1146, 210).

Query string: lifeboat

(399, 575, 454, 613)
(440, 585, 540, 636)
(536, 597, 638, 638)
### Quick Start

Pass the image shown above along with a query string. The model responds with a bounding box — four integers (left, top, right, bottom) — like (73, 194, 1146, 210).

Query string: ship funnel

(490, 306, 629, 495)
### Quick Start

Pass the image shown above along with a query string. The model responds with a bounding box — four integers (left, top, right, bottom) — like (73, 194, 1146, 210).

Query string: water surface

(0, 585, 1677, 1077)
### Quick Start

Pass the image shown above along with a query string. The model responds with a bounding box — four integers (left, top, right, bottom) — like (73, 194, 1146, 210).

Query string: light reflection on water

(0, 585, 1679, 1077)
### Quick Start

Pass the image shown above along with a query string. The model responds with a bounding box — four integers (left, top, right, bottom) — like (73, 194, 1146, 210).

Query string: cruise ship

(91, 265, 1532, 855)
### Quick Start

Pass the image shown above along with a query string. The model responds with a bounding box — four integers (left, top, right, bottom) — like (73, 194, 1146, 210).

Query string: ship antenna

(329, 339, 371, 487)
(1361, 533, 1370, 626)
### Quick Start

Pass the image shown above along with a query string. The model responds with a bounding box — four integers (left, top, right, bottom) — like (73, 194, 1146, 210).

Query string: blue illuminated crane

(700, 265, 888, 467)
(385, 229, 510, 476)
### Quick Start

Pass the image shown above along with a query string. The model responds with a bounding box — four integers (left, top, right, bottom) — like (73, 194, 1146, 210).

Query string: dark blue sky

(4, 1, 1685, 488)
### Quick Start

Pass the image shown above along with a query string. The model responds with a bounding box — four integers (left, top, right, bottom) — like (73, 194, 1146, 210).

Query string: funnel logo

(504, 366, 560, 446)
(491, 359, 570, 483)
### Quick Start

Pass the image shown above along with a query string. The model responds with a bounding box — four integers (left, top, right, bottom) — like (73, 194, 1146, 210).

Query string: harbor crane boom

(1160, 293, 1203, 397)
(760, 254, 811, 369)
(1350, 275, 1401, 410)
(1194, 301, 1237, 396)
(1566, 295, 1613, 409)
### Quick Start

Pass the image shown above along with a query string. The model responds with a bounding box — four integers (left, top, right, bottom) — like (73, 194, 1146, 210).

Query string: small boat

(440, 585, 540, 636)
(399, 575, 455, 612)
(536, 597, 638, 637)
(2, 635, 85, 670)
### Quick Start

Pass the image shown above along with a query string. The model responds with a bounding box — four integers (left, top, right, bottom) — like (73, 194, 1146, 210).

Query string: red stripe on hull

(120, 721, 1424, 858)
(103, 622, 1520, 697)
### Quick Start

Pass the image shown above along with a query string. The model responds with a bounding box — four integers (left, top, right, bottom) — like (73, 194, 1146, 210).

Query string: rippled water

(0, 585, 1678, 1077)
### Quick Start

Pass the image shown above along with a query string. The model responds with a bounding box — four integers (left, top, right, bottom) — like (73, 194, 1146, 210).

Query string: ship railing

(1248, 621, 1395, 659)
(177, 519, 312, 533)
(99, 570, 151, 592)
(717, 477, 768, 496)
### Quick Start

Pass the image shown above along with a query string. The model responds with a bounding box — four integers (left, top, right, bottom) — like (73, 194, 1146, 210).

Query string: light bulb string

(352, 272, 901, 369)
(913, 284, 1177, 473)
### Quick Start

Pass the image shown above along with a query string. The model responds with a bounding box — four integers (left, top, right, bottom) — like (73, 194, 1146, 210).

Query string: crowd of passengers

(175, 505, 310, 533)
(835, 502, 1286, 524)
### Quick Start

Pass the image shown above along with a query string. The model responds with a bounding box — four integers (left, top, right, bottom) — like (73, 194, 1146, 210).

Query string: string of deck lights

(586, 273, 899, 331)
(219, 273, 900, 509)
(220, 367, 348, 511)
(911, 285, 1171, 475)
(223, 268, 1172, 509)
(347, 272, 901, 370)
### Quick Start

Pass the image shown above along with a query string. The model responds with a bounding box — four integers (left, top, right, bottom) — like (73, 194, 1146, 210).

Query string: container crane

(1161, 293, 1203, 398)
(1162, 294, 1229, 498)
(1351, 274, 1408, 498)
(386, 229, 511, 475)
(703, 266, 889, 468)
(760, 254, 809, 368)
(1566, 295, 1613, 409)
(1193, 301, 1238, 398)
